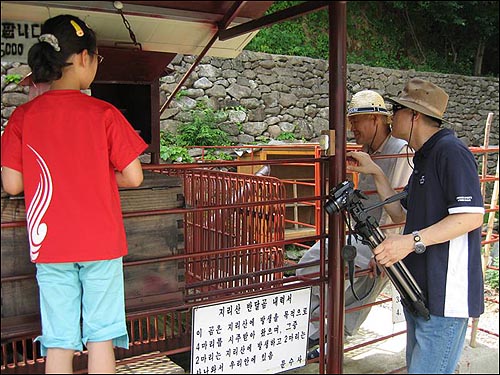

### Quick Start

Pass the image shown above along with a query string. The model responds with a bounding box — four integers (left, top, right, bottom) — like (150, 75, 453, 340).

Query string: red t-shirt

(1, 90, 147, 263)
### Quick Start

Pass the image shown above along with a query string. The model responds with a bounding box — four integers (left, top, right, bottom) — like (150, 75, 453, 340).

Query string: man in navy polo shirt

(348, 78, 484, 374)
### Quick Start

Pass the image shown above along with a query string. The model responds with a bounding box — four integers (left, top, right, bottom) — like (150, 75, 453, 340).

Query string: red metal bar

(327, 2, 348, 373)
(344, 330, 407, 353)
(182, 169, 286, 294)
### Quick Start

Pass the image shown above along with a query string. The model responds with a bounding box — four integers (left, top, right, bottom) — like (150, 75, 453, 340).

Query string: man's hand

(368, 257, 386, 279)
(372, 233, 414, 268)
(346, 151, 383, 176)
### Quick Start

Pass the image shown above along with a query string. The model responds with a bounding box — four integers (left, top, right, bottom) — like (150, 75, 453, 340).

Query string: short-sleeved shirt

(401, 129, 484, 318)
(1, 90, 147, 263)
(358, 135, 412, 230)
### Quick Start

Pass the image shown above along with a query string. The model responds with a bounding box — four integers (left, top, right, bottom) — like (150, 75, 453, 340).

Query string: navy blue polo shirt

(401, 129, 484, 318)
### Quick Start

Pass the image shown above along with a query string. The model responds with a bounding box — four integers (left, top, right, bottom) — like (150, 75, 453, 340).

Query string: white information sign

(391, 284, 405, 323)
(1, 20, 42, 63)
(191, 287, 311, 374)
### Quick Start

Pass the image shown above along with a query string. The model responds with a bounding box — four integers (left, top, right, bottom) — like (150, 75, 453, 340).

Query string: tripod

(325, 181, 430, 320)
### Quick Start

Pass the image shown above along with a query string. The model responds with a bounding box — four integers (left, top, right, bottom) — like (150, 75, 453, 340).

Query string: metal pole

(327, 2, 347, 373)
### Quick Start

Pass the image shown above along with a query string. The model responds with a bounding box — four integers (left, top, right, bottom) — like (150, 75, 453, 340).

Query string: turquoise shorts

(34, 257, 129, 356)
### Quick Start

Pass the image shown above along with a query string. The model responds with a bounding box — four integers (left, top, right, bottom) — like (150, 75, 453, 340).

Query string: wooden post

(482, 161, 499, 276)
(480, 113, 494, 199)
(470, 113, 497, 347)
(470, 159, 499, 347)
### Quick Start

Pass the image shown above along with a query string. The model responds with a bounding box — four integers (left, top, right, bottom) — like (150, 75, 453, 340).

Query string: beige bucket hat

(347, 90, 390, 117)
(388, 78, 452, 124)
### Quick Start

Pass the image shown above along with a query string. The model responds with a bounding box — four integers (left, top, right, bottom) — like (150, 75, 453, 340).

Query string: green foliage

(483, 211, 499, 226)
(485, 257, 499, 290)
(160, 100, 247, 163)
(245, 1, 499, 77)
(175, 89, 189, 99)
(4, 74, 22, 84)
(159, 132, 194, 163)
(251, 138, 270, 145)
(203, 149, 234, 161)
(159, 145, 194, 163)
(230, 105, 247, 112)
(175, 100, 231, 147)
(283, 244, 309, 277)
(284, 244, 308, 261)
(276, 131, 296, 141)
(246, 1, 329, 59)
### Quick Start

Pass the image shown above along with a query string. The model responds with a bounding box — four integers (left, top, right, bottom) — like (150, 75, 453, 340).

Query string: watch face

(414, 242, 426, 254)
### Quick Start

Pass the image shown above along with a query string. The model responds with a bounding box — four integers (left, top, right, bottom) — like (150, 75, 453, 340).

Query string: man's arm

(378, 146, 413, 229)
(347, 151, 406, 223)
(373, 212, 484, 267)
(390, 146, 413, 191)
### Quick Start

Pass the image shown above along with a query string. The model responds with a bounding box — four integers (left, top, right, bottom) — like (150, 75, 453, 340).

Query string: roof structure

(1, 1, 274, 57)
(0, 2, 350, 372)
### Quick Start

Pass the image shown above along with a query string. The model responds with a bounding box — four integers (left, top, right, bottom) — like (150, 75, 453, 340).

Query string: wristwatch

(412, 231, 426, 254)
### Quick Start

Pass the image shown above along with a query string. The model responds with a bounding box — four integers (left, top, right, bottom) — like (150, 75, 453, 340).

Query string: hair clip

(70, 20, 84, 37)
(38, 34, 61, 51)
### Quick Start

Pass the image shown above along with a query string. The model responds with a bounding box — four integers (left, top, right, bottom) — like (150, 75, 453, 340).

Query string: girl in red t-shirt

(1, 14, 147, 373)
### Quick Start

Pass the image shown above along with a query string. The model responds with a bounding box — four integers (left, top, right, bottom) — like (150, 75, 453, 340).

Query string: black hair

(27, 15, 97, 83)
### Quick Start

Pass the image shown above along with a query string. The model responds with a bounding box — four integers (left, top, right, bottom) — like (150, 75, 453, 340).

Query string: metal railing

(1, 144, 498, 374)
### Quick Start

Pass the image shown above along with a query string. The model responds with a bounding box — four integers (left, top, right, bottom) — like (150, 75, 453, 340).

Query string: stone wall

(2, 50, 499, 151)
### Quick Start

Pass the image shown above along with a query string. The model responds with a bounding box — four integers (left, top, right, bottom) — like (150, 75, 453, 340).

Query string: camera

(324, 180, 367, 216)
(323, 179, 430, 320)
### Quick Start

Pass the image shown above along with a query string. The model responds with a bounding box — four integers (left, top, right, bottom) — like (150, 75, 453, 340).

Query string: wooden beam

(219, 1, 329, 41)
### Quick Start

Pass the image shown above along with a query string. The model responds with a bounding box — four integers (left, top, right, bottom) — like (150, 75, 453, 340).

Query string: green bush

(276, 132, 296, 141)
(160, 100, 247, 163)
(4, 74, 22, 85)
(284, 244, 308, 261)
(175, 100, 231, 147)
(159, 144, 194, 163)
(203, 149, 234, 161)
(485, 257, 499, 290)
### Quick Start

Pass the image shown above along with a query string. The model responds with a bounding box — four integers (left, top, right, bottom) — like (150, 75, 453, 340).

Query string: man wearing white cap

(349, 78, 484, 373)
(297, 90, 413, 355)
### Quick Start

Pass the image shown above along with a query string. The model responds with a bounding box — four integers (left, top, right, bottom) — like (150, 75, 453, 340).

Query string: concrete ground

(283, 300, 499, 374)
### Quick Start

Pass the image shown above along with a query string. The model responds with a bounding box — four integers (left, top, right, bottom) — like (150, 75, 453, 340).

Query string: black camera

(324, 179, 430, 320)
(324, 180, 368, 216)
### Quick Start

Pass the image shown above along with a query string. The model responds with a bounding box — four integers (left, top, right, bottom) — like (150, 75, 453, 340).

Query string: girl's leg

(45, 348, 74, 374)
(87, 340, 116, 374)
(35, 263, 82, 373)
(80, 258, 128, 373)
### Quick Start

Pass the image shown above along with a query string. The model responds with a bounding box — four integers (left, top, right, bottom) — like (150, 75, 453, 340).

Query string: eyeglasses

(96, 54, 104, 64)
(392, 103, 406, 114)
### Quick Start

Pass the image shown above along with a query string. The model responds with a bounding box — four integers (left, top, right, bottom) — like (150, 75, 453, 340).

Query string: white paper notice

(191, 287, 312, 374)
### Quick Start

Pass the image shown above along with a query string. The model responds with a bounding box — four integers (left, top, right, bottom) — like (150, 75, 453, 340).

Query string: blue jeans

(404, 309, 468, 374)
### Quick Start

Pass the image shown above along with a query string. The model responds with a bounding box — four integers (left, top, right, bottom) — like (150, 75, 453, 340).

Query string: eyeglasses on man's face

(392, 103, 406, 114)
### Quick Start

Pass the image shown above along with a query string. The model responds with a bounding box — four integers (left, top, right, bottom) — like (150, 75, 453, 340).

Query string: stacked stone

(2, 51, 498, 150)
